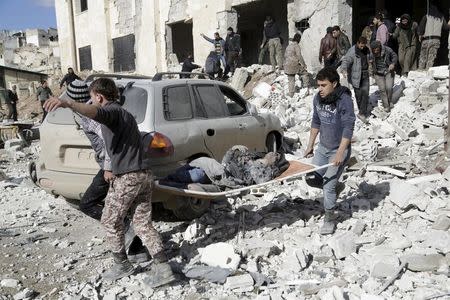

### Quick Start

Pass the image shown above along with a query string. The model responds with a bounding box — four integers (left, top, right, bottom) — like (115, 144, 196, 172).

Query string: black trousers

(40, 101, 47, 122)
(224, 51, 239, 76)
(354, 75, 370, 116)
(80, 169, 109, 220)
(6, 102, 17, 121)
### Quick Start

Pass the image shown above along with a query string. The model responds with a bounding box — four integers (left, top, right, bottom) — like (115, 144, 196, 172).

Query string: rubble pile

(0, 65, 449, 299)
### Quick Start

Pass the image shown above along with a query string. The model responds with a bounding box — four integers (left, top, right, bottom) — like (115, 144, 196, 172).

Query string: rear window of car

(121, 86, 148, 124)
(47, 86, 148, 125)
(163, 85, 193, 120)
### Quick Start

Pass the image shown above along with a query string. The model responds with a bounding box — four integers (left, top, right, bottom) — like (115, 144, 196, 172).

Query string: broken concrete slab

(427, 65, 449, 79)
(224, 273, 254, 291)
(240, 238, 282, 258)
(388, 112, 418, 140)
(198, 242, 241, 271)
(432, 215, 450, 231)
(370, 256, 400, 278)
(388, 178, 422, 209)
(230, 68, 249, 91)
(4, 139, 25, 151)
(400, 254, 445, 272)
(183, 266, 232, 283)
(328, 232, 357, 259)
(1, 278, 21, 289)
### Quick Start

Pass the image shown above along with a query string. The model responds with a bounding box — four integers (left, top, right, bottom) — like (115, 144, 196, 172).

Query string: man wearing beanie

(64, 79, 111, 220)
(44, 78, 175, 286)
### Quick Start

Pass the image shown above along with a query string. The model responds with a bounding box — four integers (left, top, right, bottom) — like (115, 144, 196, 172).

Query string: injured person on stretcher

(159, 145, 290, 190)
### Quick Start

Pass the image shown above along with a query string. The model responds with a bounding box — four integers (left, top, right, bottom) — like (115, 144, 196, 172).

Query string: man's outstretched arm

(44, 96, 98, 119)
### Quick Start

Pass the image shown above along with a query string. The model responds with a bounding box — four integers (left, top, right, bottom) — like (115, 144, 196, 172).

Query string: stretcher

(154, 160, 334, 200)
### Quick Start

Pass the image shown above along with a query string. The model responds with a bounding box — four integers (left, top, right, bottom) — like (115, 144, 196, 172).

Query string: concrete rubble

(0, 66, 449, 299)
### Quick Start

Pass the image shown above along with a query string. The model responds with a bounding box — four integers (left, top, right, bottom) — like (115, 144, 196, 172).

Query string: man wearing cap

(37, 80, 53, 122)
(65, 80, 111, 220)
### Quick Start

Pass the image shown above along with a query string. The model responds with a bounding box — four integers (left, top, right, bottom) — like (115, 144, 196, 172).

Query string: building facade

(55, 0, 449, 76)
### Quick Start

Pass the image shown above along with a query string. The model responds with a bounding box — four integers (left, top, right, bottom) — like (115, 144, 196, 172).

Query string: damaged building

(55, 0, 450, 75)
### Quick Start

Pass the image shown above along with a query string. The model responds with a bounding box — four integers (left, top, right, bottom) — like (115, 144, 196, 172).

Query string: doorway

(233, 0, 289, 66)
(168, 21, 194, 63)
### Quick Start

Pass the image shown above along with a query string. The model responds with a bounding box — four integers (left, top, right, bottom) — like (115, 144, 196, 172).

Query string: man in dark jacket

(6, 85, 19, 121)
(205, 51, 222, 79)
(304, 67, 355, 235)
(262, 16, 283, 70)
(181, 54, 201, 78)
(370, 40, 398, 112)
(224, 27, 241, 78)
(332, 26, 351, 64)
(340, 37, 371, 123)
(319, 27, 337, 68)
(44, 78, 175, 285)
(60, 67, 81, 88)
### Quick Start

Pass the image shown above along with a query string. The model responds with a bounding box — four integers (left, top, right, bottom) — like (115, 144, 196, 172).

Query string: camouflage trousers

(419, 39, 440, 70)
(101, 170, 164, 255)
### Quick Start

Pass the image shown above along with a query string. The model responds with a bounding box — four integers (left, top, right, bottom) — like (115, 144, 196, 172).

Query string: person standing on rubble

(258, 19, 270, 65)
(373, 13, 390, 46)
(6, 85, 19, 121)
(59, 67, 81, 89)
(332, 26, 351, 66)
(392, 14, 419, 76)
(284, 33, 307, 98)
(304, 67, 355, 235)
(36, 80, 53, 122)
(340, 36, 371, 124)
(370, 40, 398, 112)
(201, 32, 226, 70)
(262, 16, 283, 70)
(44, 78, 175, 285)
(319, 27, 337, 68)
(223, 27, 241, 78)
(417, 3, 450, 69)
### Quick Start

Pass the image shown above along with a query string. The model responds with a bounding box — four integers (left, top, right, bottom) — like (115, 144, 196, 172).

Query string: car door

(216, 84, 267, 152)
(189, 83, 239, 160)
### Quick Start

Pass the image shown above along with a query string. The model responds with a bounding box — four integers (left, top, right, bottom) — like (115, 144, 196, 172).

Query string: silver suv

(33, 73, 283, 219)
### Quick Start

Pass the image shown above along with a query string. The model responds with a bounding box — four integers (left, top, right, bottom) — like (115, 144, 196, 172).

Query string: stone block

(230, 68, 249, 91)
(427, 65, 449, 79)
(432, 215, 450, 231)
(400, 254, 445, 272)
(407, 70, 428, 81)
(360, 295, 385, 300)
(388, 112, 418, 140)
(419, 79, 439, 94)
(370, 256, 399, 278)
(328, 232, 357, 259)
(224, 273, 254, 290)
(198, 242, 241, 271)
(402, 87, 420, 101)
(241, 238, 282, 258)
(388, 178, 422, 209)
(253, 82, 272, 98)
(422, 230, 450, 253)
(1, 279, 20, 289)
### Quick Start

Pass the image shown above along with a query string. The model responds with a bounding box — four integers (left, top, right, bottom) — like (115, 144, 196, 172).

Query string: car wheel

(266, 133, 278, 152)
(172, 196, 210, 220)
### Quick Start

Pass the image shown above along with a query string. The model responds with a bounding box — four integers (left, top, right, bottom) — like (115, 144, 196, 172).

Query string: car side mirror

(248, 103, 258, 115)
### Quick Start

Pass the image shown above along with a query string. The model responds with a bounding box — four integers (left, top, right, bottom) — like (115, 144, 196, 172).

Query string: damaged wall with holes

(56, 0, 351, 75)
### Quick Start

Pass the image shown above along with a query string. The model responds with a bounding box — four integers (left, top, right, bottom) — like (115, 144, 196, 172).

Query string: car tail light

(147, 132, 174, 157)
